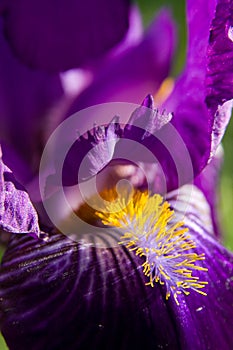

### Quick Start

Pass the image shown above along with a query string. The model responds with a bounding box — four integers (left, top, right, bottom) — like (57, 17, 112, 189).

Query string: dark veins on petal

(206, 0, 233, 112)
(0, 185, 233, 350)
(159, 0, 233, 184)
(164, 185, 233, 349)
(0, 232, 180, 350)
(206, 0, 233, 158)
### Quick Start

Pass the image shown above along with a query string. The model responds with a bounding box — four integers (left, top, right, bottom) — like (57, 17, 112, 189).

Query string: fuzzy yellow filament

(94, 188, 208, 305)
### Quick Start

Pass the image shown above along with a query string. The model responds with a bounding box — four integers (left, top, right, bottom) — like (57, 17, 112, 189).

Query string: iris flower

(1, 0, 233, 349)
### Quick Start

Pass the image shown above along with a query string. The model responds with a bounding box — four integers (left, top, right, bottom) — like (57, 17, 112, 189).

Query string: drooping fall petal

(0, 185, 233, 349)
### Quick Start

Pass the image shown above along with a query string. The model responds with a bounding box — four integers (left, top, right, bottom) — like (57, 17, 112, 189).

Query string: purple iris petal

(62, 95, 173, 187)
(206, 0, 233, 112)
(0, 233, 180, 350)
(64, 0, 233, 193)
(126, 94, 172, 135)
(108, 5, 143, 59)
(0, 185, 233, 349)
(0, 155, 40, 236)
(61, 116, 122, 186)
(0, 142, 34, 185)
(194, 146, 223, 237)
(0, 0, 131, 71)
(68, 9, 176, 113)
(0, 18, 63, 172)
(162, 0, 233, 179)
(62, 95, 193, 193)
(116, 96, 194, 191)
(168, 185, 233, 349)
(162, 0, 215, 176)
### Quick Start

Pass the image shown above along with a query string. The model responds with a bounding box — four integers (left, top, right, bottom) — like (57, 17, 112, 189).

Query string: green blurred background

(0, 0, 232, 348)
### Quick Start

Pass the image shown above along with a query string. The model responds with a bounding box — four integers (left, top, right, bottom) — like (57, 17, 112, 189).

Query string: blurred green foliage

(0, 335, 7, 350)
(221, 118, 233, 250)
(136, 0, 186, 74)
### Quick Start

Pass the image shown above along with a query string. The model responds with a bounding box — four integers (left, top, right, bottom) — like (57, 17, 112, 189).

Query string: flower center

(92, 187, 208, 305)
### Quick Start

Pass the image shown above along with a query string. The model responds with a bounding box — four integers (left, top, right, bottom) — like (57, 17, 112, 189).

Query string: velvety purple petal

(0, 156, 40, 236)
(1, 185, 233, 349)
(61, 95, 193, 192)
(108, 5, 143, 59)
(167, 185, 233, 349)
(70, 96, 161, 186)
(207, 0, 233, 159)
(1, 0, 131, 71)
(162, 0, 233, 180)
(0, 233, 180, 350)
(59, 6, 143, 101)
(113, 100, 177, 192)
(63, 95, 160, 187)
(194, 146, 223, 237)
(1, 142, 34, 185)
(56, 117, 121, 186)
(0, 19, 63, 172)
(210, 90, 233, 158)
(110, 95, 193, 192)
(68, 9, 176, 113)
(162, 0, 216, 176)
(126, 94, 172, 134)
(206, 0, 233, 112)
(60, 96, 180, 192)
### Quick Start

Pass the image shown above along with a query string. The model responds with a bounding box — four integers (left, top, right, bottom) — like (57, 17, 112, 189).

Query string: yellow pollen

(93, 188, 208, 305)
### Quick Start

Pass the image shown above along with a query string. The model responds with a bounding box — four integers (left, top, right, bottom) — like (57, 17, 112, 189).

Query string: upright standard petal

(60, 96, 193, 193)
(0, 19, 63, 171)
(116, 95, 193, 191)
(0, 155, 40, 236)
(0, 185, 233, 349)
(206, 0, 233, 110)
(0, 0, 131, 71)
(162, 0, 233, 182)
(206, 0, 233, 156)
(68, 9, 176, 113)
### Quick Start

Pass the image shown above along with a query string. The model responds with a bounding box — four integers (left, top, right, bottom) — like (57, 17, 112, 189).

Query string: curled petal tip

(0, 156, 40, 236)
(62, 118, 122, 185)
(142, 94, 155, 109)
